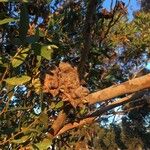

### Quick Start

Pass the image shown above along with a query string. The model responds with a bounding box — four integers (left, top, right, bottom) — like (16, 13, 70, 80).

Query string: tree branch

(55, 90, 146, 136)
(56, 117, 95, 136)
(81, 73, 150, 105)
(48, 74, 150, 137)
(78, 0, 98, 79)
(55, 94, 133, 136)
(88, 90, 146, 117)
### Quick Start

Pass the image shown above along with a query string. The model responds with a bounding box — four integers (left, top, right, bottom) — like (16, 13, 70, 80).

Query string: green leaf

(35, 138, 52, 150)
(79, 108, 87, 115)
(32, 44, 58, 60)
(21, 127, 41, 135)
(38, 113, 48, 128)
(32, 78, 41, 94)
(41, 45, 58, 60)
(55, 101, 64, 109)
(38, 28, 45, 37)
(12, 135, 30, 144)
(19, 3, 29, 41)
(5, 75, 31, 85)
(105, 74, 116, 81)
(36, 55, 41, 67)
(41, 45, 53, 60)
(12, 48, 29, 68)
(50, 102, 56, 109)
(0, 18, 17, 25)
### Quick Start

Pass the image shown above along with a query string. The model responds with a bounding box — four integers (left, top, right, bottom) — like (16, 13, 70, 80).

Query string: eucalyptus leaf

(79, 108, 87, 115)
(50, 102, 56, 109)
(21, 127, 41, 135)
(38, 29, 45, 37)
(55, 101, 64, 109)
(0, 18, 17, 25)
(38, 113, 48, 128)
(36, 55, 41, 67)
(12, 48, 29, 68)
(35, 138, 52, 150)
(32, 78, 41, 94)
(41, 45, 53, 60)
(41, 45, 58, 60)
(5, 75, 31, 85)
(12, 135, 30, 144)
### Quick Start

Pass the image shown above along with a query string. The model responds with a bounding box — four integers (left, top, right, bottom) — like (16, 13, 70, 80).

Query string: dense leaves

(0, 0, 150, 149)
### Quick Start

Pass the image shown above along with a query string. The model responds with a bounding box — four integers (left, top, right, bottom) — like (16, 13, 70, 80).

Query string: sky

(103, 0, 141, 20)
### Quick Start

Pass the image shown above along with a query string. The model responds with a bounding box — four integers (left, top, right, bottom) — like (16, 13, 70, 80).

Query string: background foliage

(0, 0, 150, 149)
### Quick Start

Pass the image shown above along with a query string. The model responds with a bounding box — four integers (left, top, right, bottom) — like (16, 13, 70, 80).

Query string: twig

(56, 117, 95, 136)
(0, 92, 14, 116)
(0, 67, 9, 84)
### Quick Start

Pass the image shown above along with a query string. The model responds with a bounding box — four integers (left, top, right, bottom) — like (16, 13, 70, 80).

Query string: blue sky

(103, 0, 141, 20)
